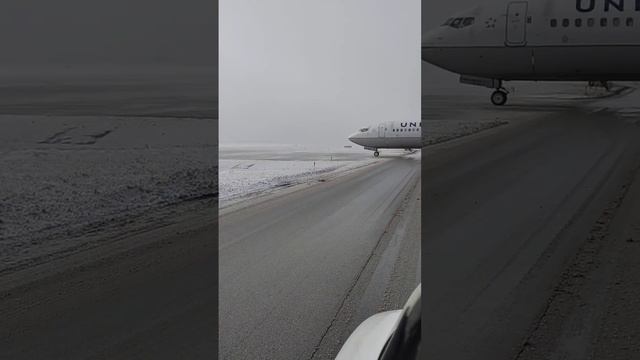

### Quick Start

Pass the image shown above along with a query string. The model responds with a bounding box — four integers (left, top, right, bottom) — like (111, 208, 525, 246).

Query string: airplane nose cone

(422, 29, 445, 47)
(348, 132, 362, 145)
(421, 30, 445, 63)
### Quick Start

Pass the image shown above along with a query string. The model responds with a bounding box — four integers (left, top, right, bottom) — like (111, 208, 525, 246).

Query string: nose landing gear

(364, 146, 380, 157)
(491, 88, 508, 106)
(459, 75, 509, 106)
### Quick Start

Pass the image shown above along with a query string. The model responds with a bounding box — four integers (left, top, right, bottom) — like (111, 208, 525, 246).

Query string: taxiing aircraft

(348, 121, 421, 157)
(422, 0, 640, 105)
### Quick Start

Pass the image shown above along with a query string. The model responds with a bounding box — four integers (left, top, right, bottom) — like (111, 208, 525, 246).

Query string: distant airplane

(348, 121, 421, 157)
(422, 0, 640, 105)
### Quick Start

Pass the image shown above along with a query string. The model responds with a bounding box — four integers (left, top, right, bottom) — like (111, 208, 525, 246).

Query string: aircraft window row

(392, 128, 420, 132)
(550, 17, 634, 28)
(442, 17, 475, 28)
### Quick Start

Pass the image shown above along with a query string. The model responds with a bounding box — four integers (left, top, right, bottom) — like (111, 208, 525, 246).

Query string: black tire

(374, 151, 380, 157)
(491, 90, 508, 106)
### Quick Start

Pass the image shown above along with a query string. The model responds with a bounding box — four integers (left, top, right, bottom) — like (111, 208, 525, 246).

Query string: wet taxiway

(219, 155, 421, 360)
(422, 84, 640, 360)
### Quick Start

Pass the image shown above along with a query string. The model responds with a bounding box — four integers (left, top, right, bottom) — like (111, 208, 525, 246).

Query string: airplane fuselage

(422, 0, 640, 81)
(349, 121, 421, 156)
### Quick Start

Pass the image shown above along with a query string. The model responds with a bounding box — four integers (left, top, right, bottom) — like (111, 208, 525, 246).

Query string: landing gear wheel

(373, 151, 380, 157)
(491, 90, 508, 106)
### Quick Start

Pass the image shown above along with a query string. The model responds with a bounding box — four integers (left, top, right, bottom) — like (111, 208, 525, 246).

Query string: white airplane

(348, 121, 422, 157)
(422, 0, 640, 105)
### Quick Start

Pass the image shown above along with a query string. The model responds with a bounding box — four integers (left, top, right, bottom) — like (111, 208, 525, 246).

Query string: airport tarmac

(0, 67, 421, 359)
(422, 83, 640, 359)
(219, 154, 421, 360)
(4, 76, 639, 359)
(0, 152, 420, 360)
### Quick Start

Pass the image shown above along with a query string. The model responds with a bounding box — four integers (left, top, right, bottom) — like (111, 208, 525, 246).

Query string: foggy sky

(220, 0, 420, 147)
(0, 0, 217, 66)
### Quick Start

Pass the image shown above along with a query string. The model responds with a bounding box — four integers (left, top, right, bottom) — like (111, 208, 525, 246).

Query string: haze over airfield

(0, 0, 216, 67)
(220, 0, 420, 147)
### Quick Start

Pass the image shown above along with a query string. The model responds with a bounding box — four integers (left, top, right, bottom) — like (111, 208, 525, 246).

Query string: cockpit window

(462, 17, 475, 26)
(441, 18, 453, 26)
(359, 127, 369, 132)
(450, 18, 463, 28)
(443, 17, 475, 29)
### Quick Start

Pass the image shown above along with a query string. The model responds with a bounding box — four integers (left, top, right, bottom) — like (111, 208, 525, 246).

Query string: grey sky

(0, 0, 216, 66)
(220, 0, 420, 147)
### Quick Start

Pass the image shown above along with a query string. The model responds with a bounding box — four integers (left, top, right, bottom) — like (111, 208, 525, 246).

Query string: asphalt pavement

(219, 156, 421, 360)
(0, 155, 421, 360)
(422, 90, 640, 360)
(5, 86, 639, 360)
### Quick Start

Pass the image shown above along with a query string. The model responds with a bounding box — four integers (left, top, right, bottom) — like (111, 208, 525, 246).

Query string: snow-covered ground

(1, 115, 216, 272)
(219, 144, 401, 206)
(0, 71, 216, 273)
(422, 82, 635, 145)
(220, 82, 630, 207)
(3, 74, 634, 274)
(587, 82, 640, 116)
(422, 119, 508, 145)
